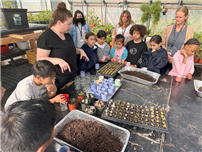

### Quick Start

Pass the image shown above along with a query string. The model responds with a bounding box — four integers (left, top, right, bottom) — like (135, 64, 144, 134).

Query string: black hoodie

(140, 48, 168, 73)
(79, 44, 98, 71)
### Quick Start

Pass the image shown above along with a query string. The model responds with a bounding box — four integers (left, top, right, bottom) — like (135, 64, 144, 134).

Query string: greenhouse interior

(0, 0, 202, 152)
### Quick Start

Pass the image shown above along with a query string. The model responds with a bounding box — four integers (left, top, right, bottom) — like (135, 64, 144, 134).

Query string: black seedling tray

(101, 99, 168, 133)
(97, 62, 125, 78)
(9, 59, 28, 66)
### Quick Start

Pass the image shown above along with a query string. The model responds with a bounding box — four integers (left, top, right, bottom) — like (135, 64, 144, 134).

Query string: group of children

(80, 24, 200, 79)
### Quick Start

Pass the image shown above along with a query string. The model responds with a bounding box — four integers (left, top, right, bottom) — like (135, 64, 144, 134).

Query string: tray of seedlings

(101, 99, 168, 133)
(97, 62, 125, 78)
(118, 66, 161, 86)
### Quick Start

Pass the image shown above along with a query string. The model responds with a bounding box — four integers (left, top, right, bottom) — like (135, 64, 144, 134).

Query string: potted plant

(77, 91, 86, 103)
(194, 31, 202, 63)
(84, 106, 96, 115)
(140, 1, 162, 34)
(67, 98, 78, 111)
(94, 100, 105, 115)
(80, 98, 91, 112)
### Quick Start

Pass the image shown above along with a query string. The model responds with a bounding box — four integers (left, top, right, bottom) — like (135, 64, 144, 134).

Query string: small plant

(140, 1, 162, 34)
(78, 91, 85, 96)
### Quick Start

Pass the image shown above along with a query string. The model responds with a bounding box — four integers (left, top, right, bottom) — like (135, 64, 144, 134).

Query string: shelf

(1, 48, 29, 60)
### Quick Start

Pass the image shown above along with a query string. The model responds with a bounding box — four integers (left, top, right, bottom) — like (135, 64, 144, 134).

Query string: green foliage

(27, 10, 53, 23)
(140, 1, 162, 34)
(105, 35, 112, 44)
(194, 31, 202, 50)
(2, 0, 14, 8)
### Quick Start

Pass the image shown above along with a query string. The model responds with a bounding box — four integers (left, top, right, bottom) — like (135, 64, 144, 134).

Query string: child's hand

(151, 49, 156, 52)
(180, 49, 188, 58)
(132, 64, 137, 68)
(111, 58, 117, 62)
(46, 83, 57, 93)
(106, 56, 110, 60)
(50, 94, 66, 104)
(186, 73, 192, 80)
(100, 58, 105, 62)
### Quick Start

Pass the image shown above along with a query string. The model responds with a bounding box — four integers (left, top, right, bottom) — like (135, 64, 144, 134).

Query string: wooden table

(1, 24, 46, 65)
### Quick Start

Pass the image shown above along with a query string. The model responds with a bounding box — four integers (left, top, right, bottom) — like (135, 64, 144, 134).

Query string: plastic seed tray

(101, 99, 168, 133)
(97, 62, 125, 78)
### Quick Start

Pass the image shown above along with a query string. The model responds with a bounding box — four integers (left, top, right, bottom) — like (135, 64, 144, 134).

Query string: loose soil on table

(121, 71, 156, 82)
(198, 87, 202, 92)
(57, 119, 123, 152)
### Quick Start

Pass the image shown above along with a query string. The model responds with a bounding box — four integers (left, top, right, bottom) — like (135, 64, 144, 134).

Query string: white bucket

(16, 41, 29, 50)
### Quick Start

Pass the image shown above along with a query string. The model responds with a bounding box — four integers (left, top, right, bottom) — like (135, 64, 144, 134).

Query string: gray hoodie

(96, 42, 111, 62)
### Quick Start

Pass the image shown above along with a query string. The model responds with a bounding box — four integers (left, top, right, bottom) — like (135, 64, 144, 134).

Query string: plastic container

(1, 45, 9, 54)
(80, 71, 85, 78)
(16, 41, 29, 50)
(67, 98, 78, 111)
(59, 146, 70, 152)
(176, 75, 182, 82)
(80, 98, 91, 112)
(91, 82, 97, 90)
(101, 92, 108, 101)
(1, 8, 29, 29)
(95, 63, 100, 70)
(54, 110, 130, 152)
(77, 91, 86, 103)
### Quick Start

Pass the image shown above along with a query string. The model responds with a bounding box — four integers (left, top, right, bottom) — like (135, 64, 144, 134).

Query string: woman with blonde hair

(161, 6, 194, 74)
(112, 10, 133, 47)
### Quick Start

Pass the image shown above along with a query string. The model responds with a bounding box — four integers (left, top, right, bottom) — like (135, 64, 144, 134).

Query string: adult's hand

(59, 59, 71, 73)
(80, 49, 90, 61)
(168, 54, 173, 64)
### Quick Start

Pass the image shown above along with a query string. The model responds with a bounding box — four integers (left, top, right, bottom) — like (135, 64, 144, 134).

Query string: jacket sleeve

(105, 44, 111, 57)
(189, 57, 195, 74)
(122, 48, 128, 60)
(140, 51, 149, 68)
(137, 43, 148, 66)
(172, 53, 186, 76)
(87, 24, 91, 32)
(110, 47, 115, 58)
(147, 50, 168, 72)
(162, 26, 169, 50)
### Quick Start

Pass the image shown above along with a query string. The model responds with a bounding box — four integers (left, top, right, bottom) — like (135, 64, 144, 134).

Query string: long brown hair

(49, 2, 72, 27)
(118, 10, 132, 28)
(176, 6, 189, 24)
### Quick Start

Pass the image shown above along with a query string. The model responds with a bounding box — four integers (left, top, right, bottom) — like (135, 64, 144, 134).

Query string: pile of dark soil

(198, 87, 202, 92)
(121, 71, 156, 82)
(57, 119, 123, 152)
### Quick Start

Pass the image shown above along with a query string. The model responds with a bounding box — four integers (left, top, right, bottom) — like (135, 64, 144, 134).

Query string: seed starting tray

(101, 99, 168, 133)
(97, 62, 125, 78)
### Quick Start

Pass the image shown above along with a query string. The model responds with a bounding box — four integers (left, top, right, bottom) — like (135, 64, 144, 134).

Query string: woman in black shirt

(37, 2, 89, 90)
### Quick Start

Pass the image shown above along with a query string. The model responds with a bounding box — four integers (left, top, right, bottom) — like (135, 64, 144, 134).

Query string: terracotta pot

(194, 58, 199, 63)
(199, 59, 202, 63)
(77, 91, 86, 103)
(68, 98, 78, 111)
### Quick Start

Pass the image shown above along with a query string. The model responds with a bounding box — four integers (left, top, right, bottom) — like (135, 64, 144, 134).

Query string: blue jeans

(160, 63, 172, 74)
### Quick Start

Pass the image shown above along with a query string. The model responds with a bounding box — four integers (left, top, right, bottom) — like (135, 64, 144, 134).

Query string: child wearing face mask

(168, 38, 200, 80)
(140, 35, 168, 73)
(79, 32, 98, 71)
(69, 10, 91, 48)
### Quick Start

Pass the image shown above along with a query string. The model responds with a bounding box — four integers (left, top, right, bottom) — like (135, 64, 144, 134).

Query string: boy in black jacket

(140, 35, 168, 73)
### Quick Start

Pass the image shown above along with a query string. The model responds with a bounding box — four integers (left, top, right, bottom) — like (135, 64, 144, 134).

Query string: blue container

(102, 78, 107, 83)
(59, 146, 70, 152)
(108, 87, 114, 95)
(108, 78, 114, 82)
(101, 92, 108, 100)
(95, 91, 101, 99)
(97, 84, 102, 90)
(101, 87, 106, 92)
(91, 82, 97, 89)
(95, 63, 100, 70)
(80, 71, 85, 78)
(90, 88, 96, 94)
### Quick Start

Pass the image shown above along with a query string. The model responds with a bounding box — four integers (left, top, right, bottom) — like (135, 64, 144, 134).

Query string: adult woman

(112, 10, 132, 47)
(37, 2, 89, 90)
(161, 6, 194, 74)
(69, 10, 91, 48)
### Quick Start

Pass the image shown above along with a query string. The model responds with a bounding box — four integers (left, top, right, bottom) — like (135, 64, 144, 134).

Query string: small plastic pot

(84, 106, 96, 115)
(80, 98, 91, 112)
(68, 98, 78, 111)
(77, 91, 86, 103)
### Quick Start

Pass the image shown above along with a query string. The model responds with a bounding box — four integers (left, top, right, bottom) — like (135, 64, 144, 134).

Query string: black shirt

(37, 28, 77, 77)
(125, 40, 147, 66)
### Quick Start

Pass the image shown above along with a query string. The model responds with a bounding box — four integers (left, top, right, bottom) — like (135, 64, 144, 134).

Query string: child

(95, 30, 111, 62)
(2, 99, 56, 152)
(140, 35, 168, 73)
(79, 32, 98, 71)
(125, 24, 147, 67)
(110, 34, 128, 63)
(168, 38, 200, 79)
(4, 60, 65, 111)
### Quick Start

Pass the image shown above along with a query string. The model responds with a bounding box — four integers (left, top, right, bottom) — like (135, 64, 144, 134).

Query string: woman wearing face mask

(160, 6, 194, 74)
(69, 10, 91, 48)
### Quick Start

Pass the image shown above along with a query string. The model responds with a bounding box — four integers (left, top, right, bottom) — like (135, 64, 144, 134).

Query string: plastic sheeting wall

(72, 5, 202, 33)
